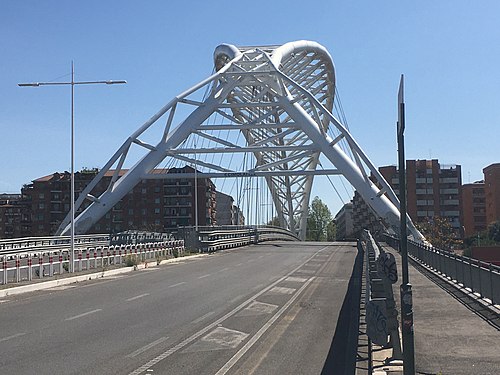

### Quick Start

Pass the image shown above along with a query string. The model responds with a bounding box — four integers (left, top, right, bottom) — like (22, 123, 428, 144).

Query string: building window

(154, 208, 160, 214)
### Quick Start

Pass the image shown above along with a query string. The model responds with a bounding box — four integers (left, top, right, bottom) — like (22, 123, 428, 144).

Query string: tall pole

(70, 61, 75, 273)
(194, 140, 199, 231)
(397, 74, 415, 375)
(19, 65, 126, 273)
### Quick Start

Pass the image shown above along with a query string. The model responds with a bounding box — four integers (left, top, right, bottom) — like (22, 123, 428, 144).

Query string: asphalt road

(0, 241, 358, 375)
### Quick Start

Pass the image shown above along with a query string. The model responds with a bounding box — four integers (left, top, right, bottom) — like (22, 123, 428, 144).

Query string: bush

(125, 255, 138, 267)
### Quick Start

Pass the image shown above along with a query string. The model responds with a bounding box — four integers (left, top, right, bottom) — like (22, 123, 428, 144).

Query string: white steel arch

(57, 41, 425, 242)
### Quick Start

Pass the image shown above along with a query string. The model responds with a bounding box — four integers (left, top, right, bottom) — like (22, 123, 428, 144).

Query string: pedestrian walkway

(383, 245, 500, 375)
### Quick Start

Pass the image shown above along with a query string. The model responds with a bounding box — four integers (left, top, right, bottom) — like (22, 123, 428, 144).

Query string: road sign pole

(397, 74, 415, 375)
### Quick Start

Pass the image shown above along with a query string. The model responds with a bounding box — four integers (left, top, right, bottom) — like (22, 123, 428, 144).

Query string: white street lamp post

(19, 62, 126, 273)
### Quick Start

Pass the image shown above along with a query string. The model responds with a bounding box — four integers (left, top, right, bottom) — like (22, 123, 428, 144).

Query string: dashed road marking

(126, 293, 150, 302)
(127, 337, 168, 358)
(192, 311, 215, 325)
(0, 332, 26, 343)
(198, 274, 211, 279)
(65, 308, 102, 321)
(168, 282, 186, 288)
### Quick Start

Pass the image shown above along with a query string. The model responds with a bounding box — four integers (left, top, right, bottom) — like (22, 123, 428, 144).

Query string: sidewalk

(384, 245, 500, 375)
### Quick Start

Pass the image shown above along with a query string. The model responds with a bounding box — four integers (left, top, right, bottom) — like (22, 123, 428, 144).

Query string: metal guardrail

(384, 234, 500, 306)
(1, 240, 184, 286)
(361, 230, 402, 367)
(0, 234, 110, 254)
(198, 225, 299, 252)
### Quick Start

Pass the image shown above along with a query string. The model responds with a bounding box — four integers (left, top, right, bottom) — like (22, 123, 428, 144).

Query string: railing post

(15, 254, 20, 282)
(49, 253, 54, 277)
(2, 256, 7, 285)
(86, 250, 90, 270)
(28, 254, 33, 281)
(489, 263, 494, 305)
(477, 259, 483, 298)
(38, 252, 43, 279)
(59, 251, 64, 274)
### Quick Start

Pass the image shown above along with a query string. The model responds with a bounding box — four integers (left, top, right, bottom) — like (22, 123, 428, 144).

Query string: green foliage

(464, 221, 500, 250)
(488, 221, 500, 243)
(306, 196, 332, 241)
(125, 255, 138, 267)
(417, 216, 462, 250)
(326, 220, 336, 242)
(266, 216, 281, 227)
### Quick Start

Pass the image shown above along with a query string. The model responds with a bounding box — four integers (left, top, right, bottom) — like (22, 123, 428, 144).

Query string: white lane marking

(247, 259, 255, 263)
(183, 326, 249, 353)
(235, 263, 243, 267)
(0, 332, 26, 343)
(285, 276, 308, 283)
(198, 274, 211, 279)
(228, 294, 244, 304)
(65, 309, 102, 321)
(126, 293, 150, 302)
(0, 300, 10, 304)
(128, 245, 330, 375)
(258, 255, 265, 259)
(266, 286, 296, 295)
(126, 337, 169, 358)
(236, 301, 278, 317)
(215, 277, 315, 375)
(219, 267, 229, 272)
(192, 311, 215, 325)
(168, 282, 186, 288)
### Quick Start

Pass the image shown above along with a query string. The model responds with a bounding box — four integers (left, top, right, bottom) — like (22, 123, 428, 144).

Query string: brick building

(484, 163, 500, 226)
(0, 194, 30, 238)
(21, 166, 217, 236)
(351, 192, 384, 238)
(334, 202, 354, 240)
(461, 181, 486, 237)
(379, 159, 463, 237)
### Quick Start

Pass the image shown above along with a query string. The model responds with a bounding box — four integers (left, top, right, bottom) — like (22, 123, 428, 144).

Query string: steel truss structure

(57, 41, 424, 242)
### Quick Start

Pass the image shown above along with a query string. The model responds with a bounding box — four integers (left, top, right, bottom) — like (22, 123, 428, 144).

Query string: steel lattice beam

(57, 41, 425, 243)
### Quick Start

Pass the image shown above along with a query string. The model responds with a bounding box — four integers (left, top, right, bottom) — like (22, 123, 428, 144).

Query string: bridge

(2, 42, 498, 374)
(0, 231, 498, 374)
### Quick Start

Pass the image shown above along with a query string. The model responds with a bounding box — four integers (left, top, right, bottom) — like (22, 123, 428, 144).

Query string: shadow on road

(321, 244, 363, 375)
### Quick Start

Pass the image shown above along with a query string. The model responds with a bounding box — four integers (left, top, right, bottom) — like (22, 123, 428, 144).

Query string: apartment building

(351, 192, 385, 238)
(379, 159, 463, 237)
(461, 182, 487, 237)
(484, 163, 500, 226)
(21, 166, 217, 236)
(334, 202, 354, 240)
(0, 194, 31, 238)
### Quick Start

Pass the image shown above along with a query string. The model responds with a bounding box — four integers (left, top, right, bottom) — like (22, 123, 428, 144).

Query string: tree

(306, 196, 332, 241)
(326, 219, 336, 242)
(487, 221, 500, 243)
(266, 216, 281, 227)
(417, 216, 462, 250)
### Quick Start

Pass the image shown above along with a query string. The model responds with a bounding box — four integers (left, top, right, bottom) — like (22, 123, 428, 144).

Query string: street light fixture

(19, 61, 126, 273)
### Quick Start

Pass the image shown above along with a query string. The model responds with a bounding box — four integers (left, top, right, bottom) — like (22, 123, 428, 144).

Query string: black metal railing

(384, 234, 500, 306)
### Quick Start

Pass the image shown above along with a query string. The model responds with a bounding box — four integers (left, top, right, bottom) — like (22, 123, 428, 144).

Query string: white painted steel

(56, 41, 424, 242)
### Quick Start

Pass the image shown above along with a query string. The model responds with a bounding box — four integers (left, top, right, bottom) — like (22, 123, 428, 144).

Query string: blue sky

(1, 1, 499, 216)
